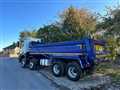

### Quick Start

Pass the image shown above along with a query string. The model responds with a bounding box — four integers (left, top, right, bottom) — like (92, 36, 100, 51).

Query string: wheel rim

(68, 66, 77, 78)
(29, 62, 34, 69)
(53, 64, 60, 74)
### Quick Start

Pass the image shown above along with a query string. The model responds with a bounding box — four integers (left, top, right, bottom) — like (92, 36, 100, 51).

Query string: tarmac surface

(0, 57, 57, 90)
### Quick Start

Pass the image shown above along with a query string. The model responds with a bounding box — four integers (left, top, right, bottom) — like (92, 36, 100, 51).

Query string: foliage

(19, 30, 37, 47)
(60, 6, 96, 40)
(25, 6, 97, 43)
(36, 24, 62, 43)
(18, 6, 120, 60)
(97, 6, 120, 59)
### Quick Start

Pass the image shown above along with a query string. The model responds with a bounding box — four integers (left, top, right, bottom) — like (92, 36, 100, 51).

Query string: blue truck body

(29, 38, 104, 67)
(19, 38, 106, 81)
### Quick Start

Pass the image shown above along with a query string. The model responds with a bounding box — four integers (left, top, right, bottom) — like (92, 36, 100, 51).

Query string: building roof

(3, 42, 19, 50)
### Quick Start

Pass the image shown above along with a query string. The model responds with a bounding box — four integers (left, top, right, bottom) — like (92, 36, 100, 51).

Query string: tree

(97, 5, 120, 59)
(19, 30, 37, 47)
(60, 6, 97, 40)
(19, 31, 30, 43)
(36, 24, 61, 43)
(97, 6, 120, 37)
(29, 30, 37, 38)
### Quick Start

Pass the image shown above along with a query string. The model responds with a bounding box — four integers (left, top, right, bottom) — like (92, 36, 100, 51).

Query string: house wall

(9, 47, 20, 57)
(3, 47, 20, 57)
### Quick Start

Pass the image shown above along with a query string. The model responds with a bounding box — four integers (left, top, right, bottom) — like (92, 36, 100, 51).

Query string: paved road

(0, 57, 57, 90)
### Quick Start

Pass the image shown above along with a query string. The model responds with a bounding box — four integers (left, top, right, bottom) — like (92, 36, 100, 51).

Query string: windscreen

(29, 41, 42, 48)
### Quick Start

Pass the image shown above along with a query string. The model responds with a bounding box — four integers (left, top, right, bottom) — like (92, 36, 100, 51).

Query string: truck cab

(19, 37, 41, 63)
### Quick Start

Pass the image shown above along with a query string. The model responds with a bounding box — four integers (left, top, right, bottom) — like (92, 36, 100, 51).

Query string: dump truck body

(19, 38, 106, 81)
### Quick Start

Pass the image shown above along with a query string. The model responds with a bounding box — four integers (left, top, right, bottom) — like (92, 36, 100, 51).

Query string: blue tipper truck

(18, 37, 106, 81)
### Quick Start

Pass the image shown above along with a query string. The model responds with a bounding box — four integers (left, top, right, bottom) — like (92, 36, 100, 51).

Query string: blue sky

(0, 0, 119, 51)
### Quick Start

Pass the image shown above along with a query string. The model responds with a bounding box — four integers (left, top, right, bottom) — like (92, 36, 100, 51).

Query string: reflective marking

(30, 52, 83, 56)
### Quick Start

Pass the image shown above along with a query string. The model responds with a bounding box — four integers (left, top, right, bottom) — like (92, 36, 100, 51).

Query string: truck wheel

(66, 62, 82, 81)
(52, 62, 65, 77)
(29, 59, 37, 70)
(21, 58, 27, 68)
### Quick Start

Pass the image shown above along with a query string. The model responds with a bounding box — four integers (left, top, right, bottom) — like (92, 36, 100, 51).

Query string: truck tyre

(29, 58, 37, 70)
(52, 62, 65, 77)
(21, 57, 27, 68)
(66, 62, 82, 81)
